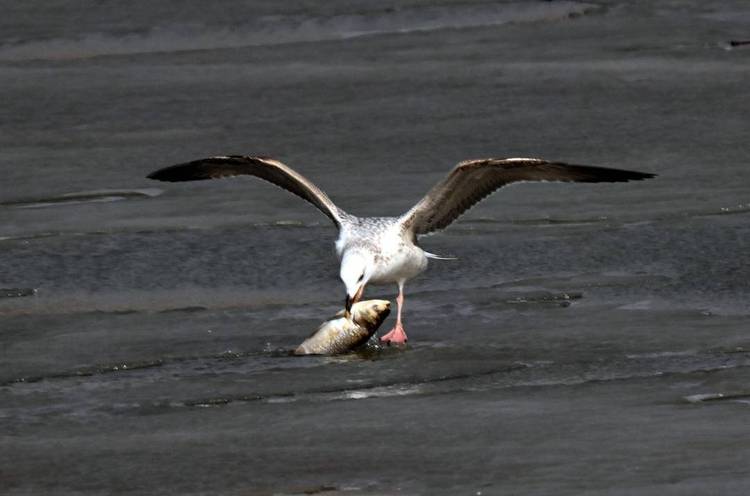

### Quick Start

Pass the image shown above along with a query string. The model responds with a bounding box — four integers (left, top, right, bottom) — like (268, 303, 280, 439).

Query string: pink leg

(380, 282, 408, 345)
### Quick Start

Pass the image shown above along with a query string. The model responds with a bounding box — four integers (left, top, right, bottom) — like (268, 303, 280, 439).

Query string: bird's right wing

(147, 155, 346, 228)
(400, 158, 656, 236)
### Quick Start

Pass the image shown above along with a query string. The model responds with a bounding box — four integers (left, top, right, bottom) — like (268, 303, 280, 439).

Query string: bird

(147, 155, 655, 344)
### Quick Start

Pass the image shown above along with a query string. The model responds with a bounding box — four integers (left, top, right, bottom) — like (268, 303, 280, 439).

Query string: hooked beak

(344, 283, 366, 318)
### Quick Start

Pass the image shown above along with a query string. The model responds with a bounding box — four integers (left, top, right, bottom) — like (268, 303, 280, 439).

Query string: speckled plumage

(336, 216, 428, 286)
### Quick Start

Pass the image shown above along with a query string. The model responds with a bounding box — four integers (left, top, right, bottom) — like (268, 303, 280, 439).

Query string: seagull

(147, 156, 655, 344)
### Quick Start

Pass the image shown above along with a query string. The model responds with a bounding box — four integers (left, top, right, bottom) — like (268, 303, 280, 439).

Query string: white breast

(369, 224, 427, 285)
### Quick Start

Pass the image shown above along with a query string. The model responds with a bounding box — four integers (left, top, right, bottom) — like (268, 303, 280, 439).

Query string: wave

(455, 202, 750, 229)
(1, 188, 163, 209)
(684, 392, 750, 404)
(0, 2, 598, 61)
(0, 286, 333, 317)
(11, 347, 747, 410)
(0, 287, 36, 298)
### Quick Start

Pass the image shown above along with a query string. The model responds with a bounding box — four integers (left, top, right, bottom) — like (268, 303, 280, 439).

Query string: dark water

(2, 1, 750, 494)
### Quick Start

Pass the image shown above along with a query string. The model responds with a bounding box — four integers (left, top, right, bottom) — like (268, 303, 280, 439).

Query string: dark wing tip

(146, 167, 168, 181)
(146, 156, 248, 182)
(550, 163, 657, 184)
(633, 171, 657, 180)
(146, 163, 198, 182)
(594, 168, 657, 182)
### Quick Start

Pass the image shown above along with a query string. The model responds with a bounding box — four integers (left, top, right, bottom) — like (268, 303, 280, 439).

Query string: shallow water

(2, 1, 750, 494)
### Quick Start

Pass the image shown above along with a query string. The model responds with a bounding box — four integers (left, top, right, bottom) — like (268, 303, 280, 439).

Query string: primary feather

(400, 158, 656, 235)
(148, 155, 345, 228)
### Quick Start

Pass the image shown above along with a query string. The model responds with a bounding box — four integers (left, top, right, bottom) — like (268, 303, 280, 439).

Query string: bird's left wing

(400, 158, 656, 236)
(147, 155, 346, 228)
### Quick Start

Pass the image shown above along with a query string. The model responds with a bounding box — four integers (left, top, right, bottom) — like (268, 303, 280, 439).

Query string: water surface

(2, 1, 749, 494)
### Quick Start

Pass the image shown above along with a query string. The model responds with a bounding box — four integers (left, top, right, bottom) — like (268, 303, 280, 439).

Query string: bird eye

(357, 274, 364, 282)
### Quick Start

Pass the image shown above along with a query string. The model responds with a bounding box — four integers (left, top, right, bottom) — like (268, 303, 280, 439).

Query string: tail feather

(424, 251, 457, 260)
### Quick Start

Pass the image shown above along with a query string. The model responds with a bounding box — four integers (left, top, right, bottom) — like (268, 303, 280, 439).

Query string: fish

(294, 299, 391, 355)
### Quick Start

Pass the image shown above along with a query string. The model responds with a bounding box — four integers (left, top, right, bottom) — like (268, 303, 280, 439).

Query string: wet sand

(1, 1, 750, 494)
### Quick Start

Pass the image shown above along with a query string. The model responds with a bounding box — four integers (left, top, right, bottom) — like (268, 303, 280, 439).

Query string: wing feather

(400, 158, 656, 235)
(147, 155, 345, 227)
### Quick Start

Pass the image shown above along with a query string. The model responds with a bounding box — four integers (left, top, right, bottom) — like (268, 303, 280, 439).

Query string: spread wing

(147, 155, 346, 228)
(400, 158, 656, 236)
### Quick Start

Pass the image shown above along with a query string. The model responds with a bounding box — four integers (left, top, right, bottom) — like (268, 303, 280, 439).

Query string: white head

(340, 250, 372, 315)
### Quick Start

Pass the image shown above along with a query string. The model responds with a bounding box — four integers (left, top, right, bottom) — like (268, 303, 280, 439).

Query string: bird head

(340, 251, 372, 318)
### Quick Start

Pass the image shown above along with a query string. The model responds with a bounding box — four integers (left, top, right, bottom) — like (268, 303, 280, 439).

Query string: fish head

(351, 299, 391, 330)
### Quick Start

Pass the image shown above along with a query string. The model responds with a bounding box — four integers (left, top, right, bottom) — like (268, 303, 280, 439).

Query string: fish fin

(424, 251, 458, 260)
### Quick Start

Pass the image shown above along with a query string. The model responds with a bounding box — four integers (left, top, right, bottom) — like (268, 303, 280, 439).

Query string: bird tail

(424, 251, 457, 260)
